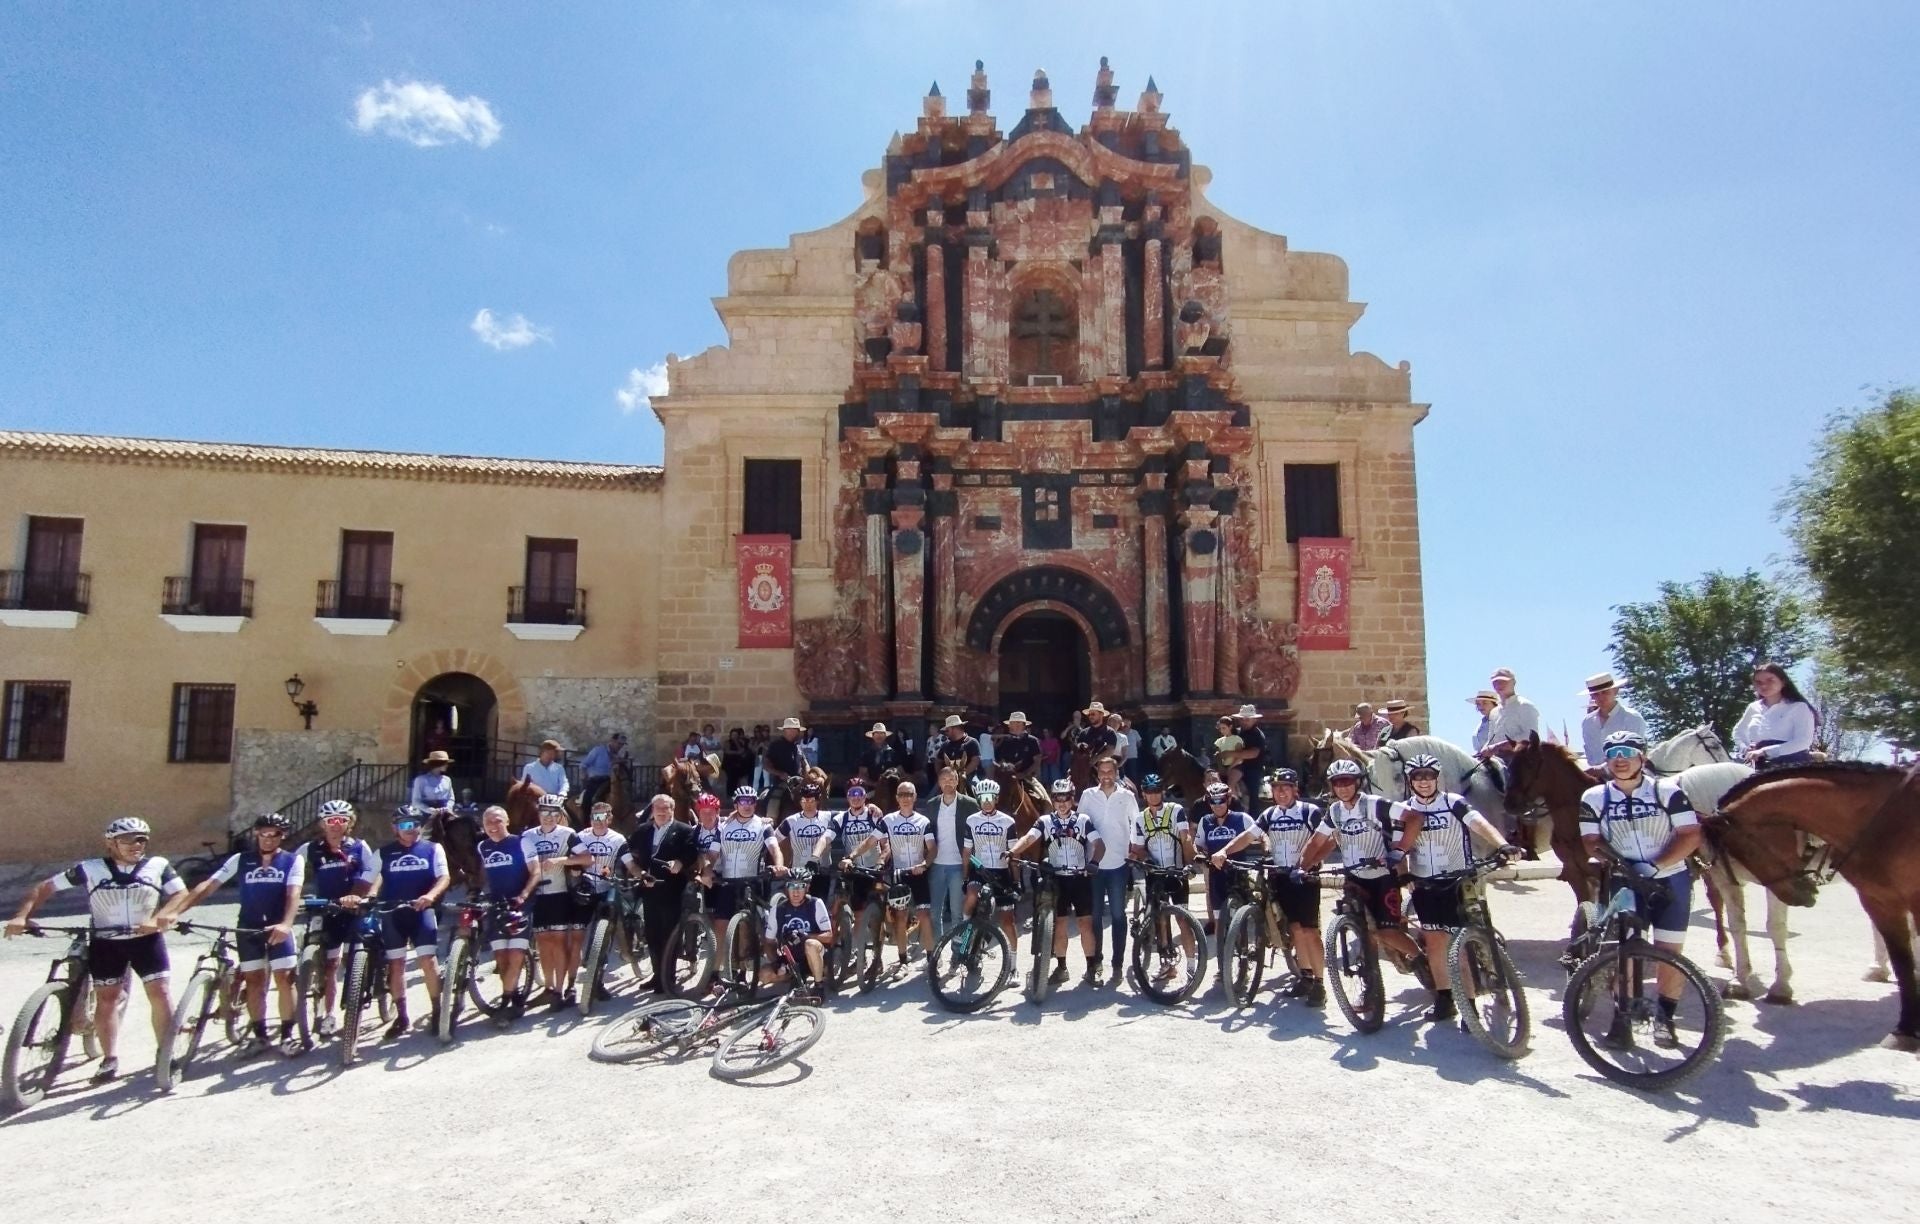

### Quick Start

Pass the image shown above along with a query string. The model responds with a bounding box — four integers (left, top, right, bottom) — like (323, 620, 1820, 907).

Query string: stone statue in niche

(1176, 299, 1212, 355)
(794, 617, 864, 702)
(1239, 618, 1303, 700)
(890, 295, 923, 357)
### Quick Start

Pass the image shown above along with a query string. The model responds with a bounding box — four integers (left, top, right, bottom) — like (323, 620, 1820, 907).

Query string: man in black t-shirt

(1226, 704, 1268, 808)
(934, 715, 980, 780)
(766, 717, 806, 785)
(856, 722, 907, 784)
(996, 711, 1045, 807)
(1074, 702, 1120, 765)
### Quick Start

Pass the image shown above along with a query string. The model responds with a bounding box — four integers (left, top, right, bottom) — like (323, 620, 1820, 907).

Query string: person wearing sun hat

(1580, 673, 1649, 777)
(996, 711, 1044, 803)
(1382, 699, 1422, 742)
(1468, 690, 1500, 753)
(410, 749, 457, 812)
(1073, 701, 1120, 766)
(1477, 668, 1540, 759)
(934, 713, 981, 780)
(856, 721, 908, 786)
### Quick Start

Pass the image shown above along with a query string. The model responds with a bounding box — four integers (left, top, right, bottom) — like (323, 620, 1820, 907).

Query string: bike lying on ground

(1322, 861, 1432, 1034)
(588, 980, 773, 1065)
(156, 922, 255, 1092)
(1128, 863, 1207, 1005)
(438, 894, 539, 1044)
(1561, 862, 1725, 1091)
(927, 861, 1018, 1013)
(2, 923, 128, 1112)
(710, 943, 828, 1081)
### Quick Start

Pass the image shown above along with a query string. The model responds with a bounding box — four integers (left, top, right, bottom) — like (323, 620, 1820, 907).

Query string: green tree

(1608, 570, 1813, 741)
(1782, 387, 1920, 749)
(1805, 648, 1879, 760)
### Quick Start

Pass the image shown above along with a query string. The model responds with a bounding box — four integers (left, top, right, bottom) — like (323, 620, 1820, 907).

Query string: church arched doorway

(411, 672, 497, 796)
(996, 611, 1089, 737)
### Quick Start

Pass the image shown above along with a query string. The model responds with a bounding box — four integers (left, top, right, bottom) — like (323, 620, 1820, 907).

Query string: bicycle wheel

(578, 916, 614, 1018)
(3, 980, 76, 1111)
(1448, 927, 1530, 1059)
(853, 905, 887, 993)
(1564, 944, 1725, 1092)
(830, 902, 858, 988)
(337, 946, 370, 1069)
(710, 1003, 826, 1080)
(291, 944, 323, 1051)
(436, 936, 472, 1045)
(1325, 913, 1386, 1034)
(156, 969, 216, 1092)
(588, 998, 706, 1064)
(928, 921, 1013, 1013)
(1025, 898, 1056, 1004)
(723, 911, 762, 994)
(664, 915, 717, 998)
(1130, 904, 1206, 1005)
(469, 945, 530, 1019)
(1222, 904, 1267, 1006)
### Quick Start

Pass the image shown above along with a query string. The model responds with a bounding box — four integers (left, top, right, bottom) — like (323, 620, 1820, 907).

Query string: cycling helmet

(103, 816, 151, 839)
(733, 785, 758, 803)
(973, 779, 1001, 801)
(536, 793, 566, 812)
(1602, 730, 1648, 755)
(694, 792, 722, 812)
(253, 812, 291, 832)
(1270, 768, 1300, 787)
(783, 870, 812, 892)
(317, 799, 354, 820)
(799, 783, 822, 800)
(1405, 753, 1443, 777)
(1050, 778, 1076, 798)
(1140, 773, 1164, 792)
(1204, 782, 1232, 804)
(1326, 759, 1366, 782)
(845, 783, 867, 799)
(499, 908, 531, 939)
(392, 804, 424, 824)
(885, 882, 915, 911)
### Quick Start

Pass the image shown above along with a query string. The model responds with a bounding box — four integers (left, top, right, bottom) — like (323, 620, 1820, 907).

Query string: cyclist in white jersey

(1130, 775, 1199, 982)
(777, 783, 833, 902)
(8, 816, 187, 1083)
(574, 803, 629, 902)
(523, 793, 587, 1007)
(959, 779, 1021, 945)
(1396, 754, 1520, 1022)
(1011, 779, 1106, 986)
(1579, 729, 1702, 1046)
(704, 786, 787, 966)
(851, 781, 935, 972)
(1300, 759, 1423, 969)
(1258, 769, 1328, 1006)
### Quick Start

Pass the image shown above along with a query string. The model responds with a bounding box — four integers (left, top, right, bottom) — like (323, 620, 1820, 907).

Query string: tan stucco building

(0, 67, 1427, 860)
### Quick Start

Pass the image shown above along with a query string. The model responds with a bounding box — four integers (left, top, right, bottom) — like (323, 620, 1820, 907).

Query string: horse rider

(1477, 668, 1540, 760)
(1468, 690, 1500, 753)
(1383, 700, 1422, 741)
(1396, 754, 1522, 1023)
(995, 711, 1046, 809)
(1579, 729, 1702, 1047)
(765, 717, 807, 792)
(1580, 673, 1649, 780)
(1346, 702, 1392, 750)
(519, 739, 570, 801)
(1222, 704, 1269, 807)
(411, 749, 457, 812)
(856, 722, 908, 786)
(1732, 661, 1819, 769)
(578, 731, 629, 814)
(1074, 701, 1121, 767)
(935, 714, 981, 781)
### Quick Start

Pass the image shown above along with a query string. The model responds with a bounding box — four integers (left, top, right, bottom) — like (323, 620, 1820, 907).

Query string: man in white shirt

(919, 767, 979, 940)
(1579, 673, 1650, 777)
(1149, 726, 1179, 769)
(1077, 755, 1141, 986)
(1117, 716, 1144, 783)
(1478, 668, 1540, 758)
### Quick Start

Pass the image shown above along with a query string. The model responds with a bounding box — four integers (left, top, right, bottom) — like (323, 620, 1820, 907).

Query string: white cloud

(353, 79, 501, 148)
(616, 362, 670, 413)
(469, 308, 551, 351)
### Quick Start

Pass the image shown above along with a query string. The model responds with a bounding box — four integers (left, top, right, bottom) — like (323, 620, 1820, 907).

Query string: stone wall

(523, 677, 658, 762)
(229, 729, 381, 832)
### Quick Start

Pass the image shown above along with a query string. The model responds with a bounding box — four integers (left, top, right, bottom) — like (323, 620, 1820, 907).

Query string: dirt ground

(2, 877, 1916, 1224)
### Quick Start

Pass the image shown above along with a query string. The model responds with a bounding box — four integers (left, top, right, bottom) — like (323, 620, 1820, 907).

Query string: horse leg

(1760, 887, 1794, 1004)
(1863, 897, 1920, 1049)
(1867, 924, 1894, 984)
(1714, 862, 1756, 1001)
(1698, 865, 1733, 971)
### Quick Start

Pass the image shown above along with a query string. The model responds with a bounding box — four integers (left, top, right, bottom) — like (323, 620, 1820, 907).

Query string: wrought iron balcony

(316, 579, 403, 621)
(0, 570, 90, 613)
(507, 585, 587, 627)
(161, 576, 253, 618)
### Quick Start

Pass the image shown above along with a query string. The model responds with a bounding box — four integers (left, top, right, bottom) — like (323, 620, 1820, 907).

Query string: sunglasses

(1603, 745, 1643, 760)
(1408, 772, 1440, 782)
(394, 821, 421, 831)
(321, 816, 351, 826)
(116, 835, 150, 844)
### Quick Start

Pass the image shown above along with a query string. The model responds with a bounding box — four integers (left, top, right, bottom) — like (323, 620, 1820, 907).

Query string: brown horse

(1154, 746, 1209, 804)
(430, 807, 485, 893)
(1501, 738, 1608, 912)
(1709, 761, 1920, 1049)
(991, 766, 1046, 859)
(504, 778, 561, 833)
(765, 764, 830, 824)
(662, 758, 712, 823)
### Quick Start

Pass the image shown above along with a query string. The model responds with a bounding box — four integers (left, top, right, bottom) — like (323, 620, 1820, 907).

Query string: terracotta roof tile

(0, 431, 662, 490)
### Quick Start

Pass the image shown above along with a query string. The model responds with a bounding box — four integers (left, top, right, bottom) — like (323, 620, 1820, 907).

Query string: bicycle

(829, 865, 890, 992)
(710, 943, 828, 1080)
(1562, 865, 1726, 1091)
(588, 978, 773, 1065)
(172, 840, 230, 888)
(1021, 860, 1059, 1005)
(335, 901, 409, 1068)
(1418, 858, 1530, 1059)
(2, 923, 130, 1112)
(576, 874, 646, 1018)
(1217, 860, 1282, 1006)
(1322, 861, 1432, 1034)
(437, 894, 538, 1044)
(719, 873, 778, 994)
(156, 922, 258, 1092)
(927, 860, 1019, 1013)
(1127, 863, 1208, 1005)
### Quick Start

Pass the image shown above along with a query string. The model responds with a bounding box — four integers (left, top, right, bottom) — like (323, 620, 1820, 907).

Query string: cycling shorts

(1348, 874, 1405, 929)
(1409, 880, 1466, 933)
(1628, 868, 1695, 945)
(306, 911, 359, 957)
(381, 907, 440, 960)
(87, 933, 169, 984)
(487, 906, 532, 953)
(237, 929, 298, 972)
(1053, 875, 1094, 918)
(532, 893, 582, 933)
(1266, 873, 1322, 930)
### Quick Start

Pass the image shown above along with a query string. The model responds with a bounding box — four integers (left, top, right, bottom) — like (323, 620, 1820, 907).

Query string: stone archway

(410, 672, 496, 791)
(994, 610, 1089, 736)
(378, 649, 527, 764)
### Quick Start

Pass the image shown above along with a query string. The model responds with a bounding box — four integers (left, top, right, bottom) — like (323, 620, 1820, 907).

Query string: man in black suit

(627, 792, 702, 993)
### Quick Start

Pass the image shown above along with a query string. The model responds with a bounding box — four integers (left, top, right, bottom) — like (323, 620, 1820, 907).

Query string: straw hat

(1084, 701, 1109, 717)
(1005, 711, 1030, 728)
(1585, 672, 1621, 694)
(1469, 690, 1499, 704)
(779, 716, 805, 732)
(1383, 699, 1409, 714)
(1233, 704, 1261, 720)
(942, 714, 966, 731)
(867, 722, 892, 739)
(422, 750, 453, 767)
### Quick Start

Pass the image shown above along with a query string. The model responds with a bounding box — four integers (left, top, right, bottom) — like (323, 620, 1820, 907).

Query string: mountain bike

(1421, 858, 1530, 1059)
(711, 944, 828, 1080)
(1127, 863, 1208, 1005)
(1217, 860, 1280, 1006)
(1022, 860, 1059, 1005)
(438, 894, 537, 1044)
(589, 979, 773, 1065)
(719, 874, 777, 994)
(1562, 867, 1725, 1091)
(1322, 862, 1431, 1034)
(661, 878, 718, 998)
(2, 923, 129, 1112)
(927, 860, 1018, 1013)
(156, 922, 255, 1091)
(831, 865, 889, 992)
(576, 875, 645, 1017)
(336, 902, 406, 1068)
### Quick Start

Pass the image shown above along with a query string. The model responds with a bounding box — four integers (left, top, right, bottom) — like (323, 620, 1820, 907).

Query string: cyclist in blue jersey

(819, 783, 884, 943)
(176, 813, 308, 1053)
(764, 874, 832, 999)
(299, 799, 377, 1040)
(375, 806, 452, 1039)
(1195, 782, 1266, 932)
(476, 805, 538, 1021)
(960, 780, 1021, 946)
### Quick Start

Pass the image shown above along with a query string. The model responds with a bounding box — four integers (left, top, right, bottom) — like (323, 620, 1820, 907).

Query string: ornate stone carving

(794, 617, 864, 702)
(1239, 618, 1302, 700)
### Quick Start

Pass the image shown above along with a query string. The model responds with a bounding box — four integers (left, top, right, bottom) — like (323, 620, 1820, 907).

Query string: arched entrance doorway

(997, 611, 1089, 736)
(411, 673, 497, 796)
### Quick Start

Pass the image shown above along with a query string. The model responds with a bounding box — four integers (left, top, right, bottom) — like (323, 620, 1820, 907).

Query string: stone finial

(886, 130, 904, 157)
(924, 81, 945, 119)
(1030, 68, 1052, 110)
(1139, 75, 1163, 114)
(968, 59, 990, 114)
(1093, 55, 1117, 110)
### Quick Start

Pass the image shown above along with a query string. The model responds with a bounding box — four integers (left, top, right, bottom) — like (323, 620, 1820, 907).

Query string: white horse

(1676, 760, 1796, 1003)
(1351, 736, 1509, 839)
(1647, 724, 1734, 774)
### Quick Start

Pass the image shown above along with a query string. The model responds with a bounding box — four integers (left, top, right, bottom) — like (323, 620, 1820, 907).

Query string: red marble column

(1142, 508, 1172, 698)
(862, 507, 892, 696)
(1181, 508, 1220, 693)
(892, 508, 928, 699)
(930, 476, 958, 698)
(1215, 512, 1240, 696)
(1143, 235, 1165, 370)
(925, 228, 946, 373)
(1100, 241, 1126, 377)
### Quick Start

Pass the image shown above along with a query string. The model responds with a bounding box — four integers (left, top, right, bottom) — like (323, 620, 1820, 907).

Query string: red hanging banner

(1296, 537, 1352, 651)
(736, 534, 793, 649)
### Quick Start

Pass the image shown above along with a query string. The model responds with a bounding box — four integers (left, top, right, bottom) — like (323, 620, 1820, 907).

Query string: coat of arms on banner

(1295, 536, 1352, 651)
(736, 534, 793, 648)
(1305, 564, 1342, 617)
(745, 563, 786, 614)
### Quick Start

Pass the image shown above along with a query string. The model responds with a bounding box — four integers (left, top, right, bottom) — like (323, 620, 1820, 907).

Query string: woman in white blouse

(1731, 662, 1819, 768)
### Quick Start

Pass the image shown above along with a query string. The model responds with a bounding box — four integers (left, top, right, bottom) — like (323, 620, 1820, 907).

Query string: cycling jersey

(829, 805, 885, 870)
(521, 824, 582, 895)
(694, 821, 721, 860)
(47, 857, 185, 940)
(714, 815, 772, 880)
(963, 811, 1018, 869)
(575, 828, 628, 892)
(206, 849, 306, 927)
(304, 837, 377, 901)
(779, 811, 833, 869)
(1314, 796, 1397, 880)
(478, 834, 534, 898)
(1196, 811, 1260, 863)
(1132, 802, 1190, 868)
(376, 840, 449, 903)
(1579, 777, 1697, 878)
(1037, 813, 1095, 873)
(1259, 801, 1322, 870)
(764, 895, 832, 945)
(1402, 792, 1486, 879)
(882, 811, 933, 872)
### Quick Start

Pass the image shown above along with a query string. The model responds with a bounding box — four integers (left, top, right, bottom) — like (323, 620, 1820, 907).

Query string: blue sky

(3, 3, 1915, 744)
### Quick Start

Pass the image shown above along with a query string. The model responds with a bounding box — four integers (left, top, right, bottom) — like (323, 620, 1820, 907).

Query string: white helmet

(104, 816, 151, 838)
(1326, 759, 1365, 782)
(318, 799, 354, 820)
(973, 779, 1001, 801)
(536, 793, 566, 812)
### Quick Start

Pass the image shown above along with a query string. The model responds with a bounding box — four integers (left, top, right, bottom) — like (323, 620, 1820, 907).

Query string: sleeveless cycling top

(478, 834, 533, 898)
(305, 837, 377, 901)
(376, 840, 448, 903)
(208, 849, 306, 927)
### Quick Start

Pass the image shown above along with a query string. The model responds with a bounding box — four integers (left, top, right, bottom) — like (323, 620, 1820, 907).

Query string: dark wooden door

(997, 611, 1088, 735)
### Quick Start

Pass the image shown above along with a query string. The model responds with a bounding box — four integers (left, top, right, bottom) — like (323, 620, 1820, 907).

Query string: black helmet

(253, 812, 291, 832)
(1602, 730, 1649, 755)
(799, 783, 822, 800)
(1141, 773, 1164, 792)
(1270, 768, 1300, 787)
